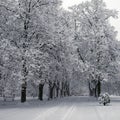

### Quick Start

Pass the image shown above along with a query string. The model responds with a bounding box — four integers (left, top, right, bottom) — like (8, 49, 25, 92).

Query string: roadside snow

(0, 96, 120, 120)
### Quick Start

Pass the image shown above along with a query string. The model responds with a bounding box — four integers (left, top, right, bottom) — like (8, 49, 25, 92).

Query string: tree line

(0, 0, 120, 102)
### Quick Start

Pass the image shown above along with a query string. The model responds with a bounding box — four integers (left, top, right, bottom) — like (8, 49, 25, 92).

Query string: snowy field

(0, 96, 120, 120)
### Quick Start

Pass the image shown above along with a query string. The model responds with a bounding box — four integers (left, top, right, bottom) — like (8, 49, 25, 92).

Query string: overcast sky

(62, 0, 120, 40)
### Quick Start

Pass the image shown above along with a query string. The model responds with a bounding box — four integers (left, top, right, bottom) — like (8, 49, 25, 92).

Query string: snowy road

(0, 96, 120, 120)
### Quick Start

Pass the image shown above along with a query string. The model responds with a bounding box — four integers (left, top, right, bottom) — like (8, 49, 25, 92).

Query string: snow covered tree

(0, 0, 65, 101)
(0, 38, 21, 97)
(70, 0, 119, 97)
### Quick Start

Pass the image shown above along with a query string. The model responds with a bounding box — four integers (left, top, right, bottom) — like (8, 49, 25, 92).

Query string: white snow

(0, 96, 120, 120)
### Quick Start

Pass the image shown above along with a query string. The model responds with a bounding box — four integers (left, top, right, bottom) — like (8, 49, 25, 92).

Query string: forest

(0, 0, 120, 103)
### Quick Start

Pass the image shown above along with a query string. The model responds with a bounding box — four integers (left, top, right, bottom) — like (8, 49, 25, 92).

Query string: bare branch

(77, 48, 85, 63)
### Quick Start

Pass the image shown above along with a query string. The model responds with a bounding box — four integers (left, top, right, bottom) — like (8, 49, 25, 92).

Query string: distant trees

(39, 8, 72, 99)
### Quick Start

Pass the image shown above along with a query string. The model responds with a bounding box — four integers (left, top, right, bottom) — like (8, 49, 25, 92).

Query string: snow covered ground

(0, 96, 120, 120)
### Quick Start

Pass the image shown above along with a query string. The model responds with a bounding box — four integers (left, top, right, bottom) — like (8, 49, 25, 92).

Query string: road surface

(0, 96, 120, 120)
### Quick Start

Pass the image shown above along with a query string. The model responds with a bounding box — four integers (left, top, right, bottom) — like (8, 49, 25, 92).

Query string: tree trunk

(89, 82, 93, 96)
(93, 81, 101, 98)
(21, 4, 30, 102)
(21, 57, 28, 103)
(21, 82, 27, 103)
(66, 82, 70, 96)
(64, 82, 66, 97)
(48, 82, 54, 100)
(97, 81, 101, 97)
(55, 81, 59, 98)
(38, 83, 44, 101)
(94, 87, 97, 97)
(49, 87, 54, 99)
(61, 82, 64, 97)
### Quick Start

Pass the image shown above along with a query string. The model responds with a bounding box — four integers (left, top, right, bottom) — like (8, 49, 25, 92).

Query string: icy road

(0, 96, 120, 120)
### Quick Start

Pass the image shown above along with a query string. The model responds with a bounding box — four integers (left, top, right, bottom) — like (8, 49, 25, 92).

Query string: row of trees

(0, 0, 72, 102)
(0, 0, 120, 102)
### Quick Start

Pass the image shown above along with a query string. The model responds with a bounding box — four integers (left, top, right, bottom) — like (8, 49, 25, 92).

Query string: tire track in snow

(61, 104, 76, 120)
(33, 102, 76, 120)
(94, 107, 103, 120)
(33, 102, 66, 120)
